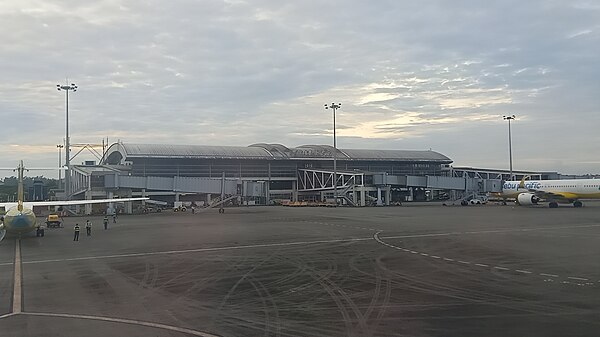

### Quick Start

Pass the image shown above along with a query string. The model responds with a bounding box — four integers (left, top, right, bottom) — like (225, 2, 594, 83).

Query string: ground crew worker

(73, 223, 80, 241)
(103, 215, 109, 230)
(112, 213, 117, 223)
(85, 220, 92, 236)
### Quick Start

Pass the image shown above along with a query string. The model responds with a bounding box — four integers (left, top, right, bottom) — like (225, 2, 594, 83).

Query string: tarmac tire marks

(347, 253, 394, 336)
(374, 232, 598, 287)
(140, 261, 159, 289)
(217, 254, 281, 337)
(375, 255, 600, 329)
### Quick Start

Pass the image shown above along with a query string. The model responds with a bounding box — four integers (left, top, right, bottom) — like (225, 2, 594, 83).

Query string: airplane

(0, 161, 148, 241)
(501, 176, 600, 208)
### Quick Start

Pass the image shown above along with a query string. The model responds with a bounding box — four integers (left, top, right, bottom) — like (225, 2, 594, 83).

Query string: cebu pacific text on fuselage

(503, 181, 541, 190)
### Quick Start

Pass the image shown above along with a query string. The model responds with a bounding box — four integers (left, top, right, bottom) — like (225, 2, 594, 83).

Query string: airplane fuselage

(502, 179, 600, 201)
(3, 206, 37, 235)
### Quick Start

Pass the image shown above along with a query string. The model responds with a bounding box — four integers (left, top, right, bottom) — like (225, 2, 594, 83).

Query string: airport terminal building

(103, 143, 452, 178)
(67, 142, 550, 213)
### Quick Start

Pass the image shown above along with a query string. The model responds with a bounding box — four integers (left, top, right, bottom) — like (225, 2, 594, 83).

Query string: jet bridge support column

(267, 162, 271, 205)
(84, 173, 93, 215)
(360, 187, 366, 206)
(376, 187, 383, 206)
(292, 181, 298, 202)
(385, 186, 391, 206)
(85, 190, 93, 215)
(125, 190, 133, 214)
(107, 191, 114, 215)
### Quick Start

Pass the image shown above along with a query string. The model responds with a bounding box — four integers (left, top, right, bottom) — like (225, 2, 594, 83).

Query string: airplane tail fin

(518, 175, 530, 189)
(16, 160, 25, 211)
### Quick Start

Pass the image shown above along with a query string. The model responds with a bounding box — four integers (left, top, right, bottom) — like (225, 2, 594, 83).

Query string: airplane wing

(526, 189, 577, 201)
(0, 202, 17, 210)
(22, 197, 149, 208)
(0, 198, 148, 211)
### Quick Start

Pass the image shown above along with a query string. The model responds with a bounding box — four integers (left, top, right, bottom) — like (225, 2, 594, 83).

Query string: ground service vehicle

(173, 202, 187, 212)
(45, 214, 62, 228)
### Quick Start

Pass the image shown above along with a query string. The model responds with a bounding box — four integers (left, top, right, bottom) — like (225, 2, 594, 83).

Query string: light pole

(56, 82, 77, 198)
(503, 115, 516, 180)
(325, 103, 341, 206)
(56, 144, 64, 190)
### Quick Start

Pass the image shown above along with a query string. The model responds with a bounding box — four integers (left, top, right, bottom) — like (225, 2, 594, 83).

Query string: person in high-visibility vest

(103, 215, 109, 230)
(73, 223, 80, 241)
(85, 220, 92, 236)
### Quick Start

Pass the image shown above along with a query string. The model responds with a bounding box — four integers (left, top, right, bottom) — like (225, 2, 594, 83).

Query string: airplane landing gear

(549, 201, 559, 208)
(573, 201, 583, 208)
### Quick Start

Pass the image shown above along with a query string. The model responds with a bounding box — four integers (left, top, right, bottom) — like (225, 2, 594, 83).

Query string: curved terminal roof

(103, 143, 452, 164)
(340, 149, 450, 162)
(104, 143, 273, 163)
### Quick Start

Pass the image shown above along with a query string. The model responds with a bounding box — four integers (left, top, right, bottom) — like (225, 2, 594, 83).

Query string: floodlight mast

(56, 144, 64, 189)
(325, 103, 341, 206)
(503, 115, 516, 180)
(56, 83, 77, 198)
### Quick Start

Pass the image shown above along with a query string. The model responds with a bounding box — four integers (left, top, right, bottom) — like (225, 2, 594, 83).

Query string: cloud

(0, 0, 599, 176)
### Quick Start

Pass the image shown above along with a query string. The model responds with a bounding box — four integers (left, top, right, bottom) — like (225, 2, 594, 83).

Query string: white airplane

(0, 161, 148, 240)
(502, 176, 600, 208)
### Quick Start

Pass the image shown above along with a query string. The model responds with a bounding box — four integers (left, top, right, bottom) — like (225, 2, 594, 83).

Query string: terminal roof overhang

(103, 143, 452, 164)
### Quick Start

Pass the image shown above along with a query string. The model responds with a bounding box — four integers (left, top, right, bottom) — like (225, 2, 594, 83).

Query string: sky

(1, 0, 599, 178)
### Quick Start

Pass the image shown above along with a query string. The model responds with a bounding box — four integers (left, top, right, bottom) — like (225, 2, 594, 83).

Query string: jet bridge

(297, 168, 364, 191)
(104, 174, 239, 195)
(297, 168, 502, 206)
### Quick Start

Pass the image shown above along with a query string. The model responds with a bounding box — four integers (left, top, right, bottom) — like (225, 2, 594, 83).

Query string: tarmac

(0, 202, 599, 336)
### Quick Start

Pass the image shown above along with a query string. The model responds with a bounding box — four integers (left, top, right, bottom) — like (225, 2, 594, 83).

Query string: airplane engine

(517, 193, 540, 205)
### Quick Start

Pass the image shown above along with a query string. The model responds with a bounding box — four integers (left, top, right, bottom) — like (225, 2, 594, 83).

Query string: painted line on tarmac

(13, 236, 373, 266)
(12, 239, 22, 314)
(381, 232, 458, 239)
(310, 221, 600, 238)
(304, 220, 384, 233)
(380, 223, 600, 240)
(21, 312, 219, 337)
(373, 232, 595, 287)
